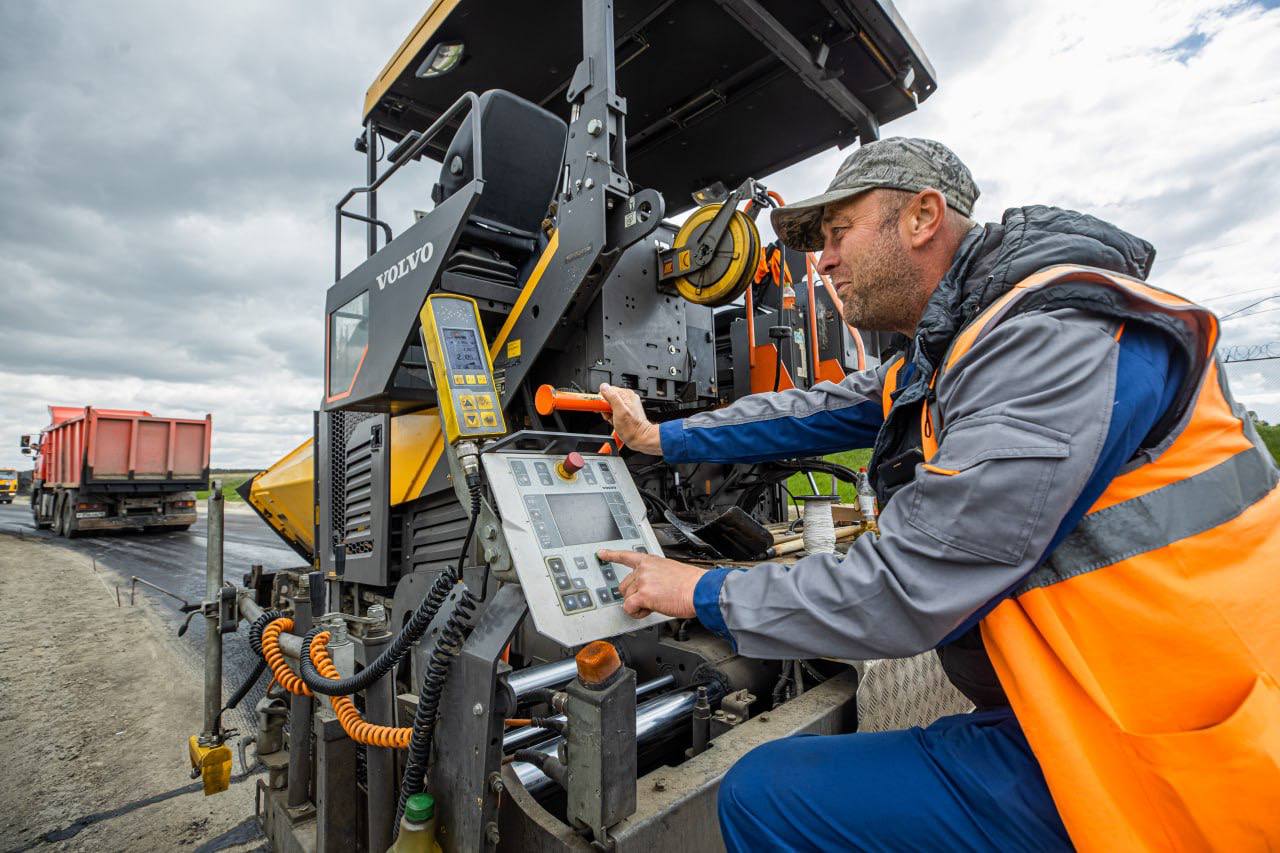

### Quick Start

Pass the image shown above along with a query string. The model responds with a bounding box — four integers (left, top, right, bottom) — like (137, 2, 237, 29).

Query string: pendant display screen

(546, 493, 624, 546)
(443, 327, 485, 372)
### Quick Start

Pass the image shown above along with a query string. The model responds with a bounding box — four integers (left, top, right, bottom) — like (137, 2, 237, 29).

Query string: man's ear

(907, 189, 947, 248)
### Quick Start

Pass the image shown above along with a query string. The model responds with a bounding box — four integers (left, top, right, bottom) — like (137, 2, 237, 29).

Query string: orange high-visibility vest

(882, 264, 1280, 850)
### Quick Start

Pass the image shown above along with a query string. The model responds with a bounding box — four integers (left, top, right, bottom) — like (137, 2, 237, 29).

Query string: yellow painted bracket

(188, 735, 232, 796)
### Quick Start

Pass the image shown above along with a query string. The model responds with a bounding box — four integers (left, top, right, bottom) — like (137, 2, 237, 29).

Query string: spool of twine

(801, 496, 837, 554)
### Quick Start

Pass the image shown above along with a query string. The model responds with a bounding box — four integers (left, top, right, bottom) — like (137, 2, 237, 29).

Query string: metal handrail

(334, 91, 483, 281)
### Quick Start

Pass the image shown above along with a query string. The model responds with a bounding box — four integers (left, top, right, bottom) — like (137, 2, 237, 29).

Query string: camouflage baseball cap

(771, 137, 979, 252)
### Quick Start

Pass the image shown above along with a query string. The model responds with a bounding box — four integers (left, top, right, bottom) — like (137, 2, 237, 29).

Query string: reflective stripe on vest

(880, 354, 906, 420)
(923, 264, 1280, 850)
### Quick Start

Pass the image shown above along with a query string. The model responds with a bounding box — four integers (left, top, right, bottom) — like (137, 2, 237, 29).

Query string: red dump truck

(22, 406, 212, 537)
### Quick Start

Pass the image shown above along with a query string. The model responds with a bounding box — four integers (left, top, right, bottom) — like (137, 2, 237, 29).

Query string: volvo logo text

(376, 242, 434, 290)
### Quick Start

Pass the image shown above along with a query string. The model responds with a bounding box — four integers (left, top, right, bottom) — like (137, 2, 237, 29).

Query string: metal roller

(504, 674, 677, 752)
(513, 689, 699, 794)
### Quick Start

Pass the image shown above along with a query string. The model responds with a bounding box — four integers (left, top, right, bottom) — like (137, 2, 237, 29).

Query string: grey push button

(533, 461, 554, 486)
(597, 462, 615, 485)
(511, 460, 531, 487)
(562, 594, 581, 612)
(582, 465, 597, 485)
(571, 578, 587, 590)
(575, 591, 594, 610)
(555, 576, 571, 591)
(634, 545, 647, 554)
(601, 567, 618, 583)
(573, 556, 589, 574)
(547, 557, 566, 574)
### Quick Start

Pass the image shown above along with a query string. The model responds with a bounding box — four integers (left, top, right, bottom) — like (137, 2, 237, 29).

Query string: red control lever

(535, 385, 611, 415)
(535, 384, 623, 455)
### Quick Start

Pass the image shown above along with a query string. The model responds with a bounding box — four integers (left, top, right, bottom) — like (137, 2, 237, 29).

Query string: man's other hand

(599, 549, 704, 619)
(598, 383, 662, 455)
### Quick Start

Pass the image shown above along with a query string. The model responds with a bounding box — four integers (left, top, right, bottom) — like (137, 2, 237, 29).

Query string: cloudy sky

(2, 0, 1278, 470)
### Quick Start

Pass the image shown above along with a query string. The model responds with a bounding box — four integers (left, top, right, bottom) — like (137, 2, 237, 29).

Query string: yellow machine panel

(245, 414, 451, 562)
(243, 437, 316, 562)
(389, 411, 445, 504)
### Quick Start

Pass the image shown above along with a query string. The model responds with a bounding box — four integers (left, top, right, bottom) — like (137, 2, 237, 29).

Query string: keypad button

(574, 556, 589, 573)
(601, 567, 617, 583)
(452, 374, 465, 385)
(465, 374, 477, 385)
(596, 587, 611, 603)
(634, 545, 647, 554)
(463, 412, 481, 428)
(609, 585, 621, 601)
(598, 463, 616, 484)
(555, 576, 571, 591)
(582, 467, 597, 485)
(562, 594, 580, 612)
(576, 592, 593, 609)
(546, 557, 565, 573)
(474, 374, 488, 385)
(571, 578, 587, 590)
(480, 412, 498, 427)
(477, 395, 494, 410)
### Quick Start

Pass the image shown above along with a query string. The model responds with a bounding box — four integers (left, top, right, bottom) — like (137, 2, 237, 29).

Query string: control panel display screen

(546, 493, 623, 546)
(443, 327, 485, 372)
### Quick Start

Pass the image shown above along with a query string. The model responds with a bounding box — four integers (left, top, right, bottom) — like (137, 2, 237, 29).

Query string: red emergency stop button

(555, 451, 585, 481)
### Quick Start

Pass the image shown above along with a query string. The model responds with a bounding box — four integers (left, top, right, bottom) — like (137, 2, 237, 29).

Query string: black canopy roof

(363, 0, 936, 212)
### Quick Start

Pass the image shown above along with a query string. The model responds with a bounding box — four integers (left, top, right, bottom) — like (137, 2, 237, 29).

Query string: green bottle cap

(405, 792, 435, 823)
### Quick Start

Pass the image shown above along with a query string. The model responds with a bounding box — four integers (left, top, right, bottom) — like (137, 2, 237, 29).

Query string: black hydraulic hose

(394, 478, 484, 833)
(217, 608, 283, 724)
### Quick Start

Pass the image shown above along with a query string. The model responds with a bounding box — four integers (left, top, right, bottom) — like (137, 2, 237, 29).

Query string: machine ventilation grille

(344, 430, 375, 555)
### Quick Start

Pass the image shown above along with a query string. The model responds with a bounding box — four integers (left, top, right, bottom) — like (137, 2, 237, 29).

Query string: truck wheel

(62, 500, 81, 539)
(50, 496, 65, 536)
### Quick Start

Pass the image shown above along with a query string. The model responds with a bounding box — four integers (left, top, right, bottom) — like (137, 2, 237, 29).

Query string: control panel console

(482, 447, 670, 646)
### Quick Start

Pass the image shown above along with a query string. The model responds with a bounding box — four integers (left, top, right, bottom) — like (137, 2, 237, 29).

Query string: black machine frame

(253, 1, 937, 850)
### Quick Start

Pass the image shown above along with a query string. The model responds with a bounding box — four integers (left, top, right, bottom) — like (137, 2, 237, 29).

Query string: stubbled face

(816, 192, 926, 335)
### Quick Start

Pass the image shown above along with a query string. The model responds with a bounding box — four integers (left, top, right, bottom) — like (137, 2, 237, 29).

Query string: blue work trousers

(718, 708, 1072, 852)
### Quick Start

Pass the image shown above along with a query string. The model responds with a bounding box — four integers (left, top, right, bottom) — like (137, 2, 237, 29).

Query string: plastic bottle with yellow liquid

(388, 792, 442, 853)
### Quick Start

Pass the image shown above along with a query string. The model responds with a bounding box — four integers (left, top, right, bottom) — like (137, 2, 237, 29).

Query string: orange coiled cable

(309, 631, 412, 749)
(261, 618, 311, 696)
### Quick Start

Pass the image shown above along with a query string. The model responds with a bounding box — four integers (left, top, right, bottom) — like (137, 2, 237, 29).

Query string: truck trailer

(23, 405, 212, 537)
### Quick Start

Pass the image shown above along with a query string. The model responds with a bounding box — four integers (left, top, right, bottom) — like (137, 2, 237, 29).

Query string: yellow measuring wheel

(670, 203, 762, 306)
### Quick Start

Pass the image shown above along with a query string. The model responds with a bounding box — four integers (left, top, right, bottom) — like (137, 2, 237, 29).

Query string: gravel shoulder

(0, 531, 265, 852)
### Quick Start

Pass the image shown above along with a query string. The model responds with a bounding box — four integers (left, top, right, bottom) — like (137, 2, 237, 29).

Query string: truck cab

(0, 469, 17, 503)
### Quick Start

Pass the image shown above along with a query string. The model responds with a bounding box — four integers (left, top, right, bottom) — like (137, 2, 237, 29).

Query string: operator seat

(432, 89, 568, 259)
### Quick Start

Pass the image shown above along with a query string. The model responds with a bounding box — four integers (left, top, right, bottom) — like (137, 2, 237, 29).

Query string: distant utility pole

(1219, 342, 1280, 364)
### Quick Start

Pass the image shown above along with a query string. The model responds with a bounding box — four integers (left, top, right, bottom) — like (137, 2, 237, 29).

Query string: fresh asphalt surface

(0, 498, 302, 731)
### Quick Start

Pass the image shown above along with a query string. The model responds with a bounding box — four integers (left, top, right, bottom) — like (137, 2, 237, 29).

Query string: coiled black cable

(216, 608, 284, 725)
(394, 477, 484, 831)
(296, 477, 484, 697)
(297, 558, 459, 696)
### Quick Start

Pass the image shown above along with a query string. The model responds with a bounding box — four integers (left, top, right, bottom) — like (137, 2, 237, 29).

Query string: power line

(1220, 296, 1280, 320)
(1158, 238, 1254, 264)
(1201, 284, 1280, 303)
